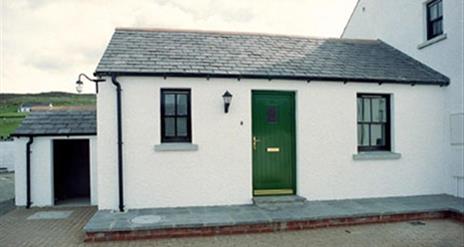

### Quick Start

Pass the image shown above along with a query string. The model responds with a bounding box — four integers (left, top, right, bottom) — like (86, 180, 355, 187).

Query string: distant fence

(0, 140, 15, 171)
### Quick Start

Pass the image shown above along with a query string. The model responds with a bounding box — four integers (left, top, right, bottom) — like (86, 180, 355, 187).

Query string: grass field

(0, 92, 96, 138)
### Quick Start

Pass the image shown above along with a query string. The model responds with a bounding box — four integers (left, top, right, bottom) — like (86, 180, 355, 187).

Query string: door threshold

(253, 189, 294, 196)
(253, 195, 306, 205)
(55, 197, 90, 207)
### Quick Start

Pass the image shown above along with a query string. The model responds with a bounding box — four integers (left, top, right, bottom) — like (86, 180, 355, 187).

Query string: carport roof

(12, 111, 96, 137)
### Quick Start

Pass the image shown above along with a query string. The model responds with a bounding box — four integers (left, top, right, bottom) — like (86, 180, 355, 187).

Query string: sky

(0, 0, 357, 94)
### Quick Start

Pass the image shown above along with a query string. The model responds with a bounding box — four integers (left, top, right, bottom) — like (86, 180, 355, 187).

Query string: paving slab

(85, 194, 464, 234)
(27, 210, 73, 220)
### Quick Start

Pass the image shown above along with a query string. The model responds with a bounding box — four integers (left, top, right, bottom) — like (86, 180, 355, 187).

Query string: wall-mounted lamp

(75, 73, 106, 93)
(222, 90, 233, 113)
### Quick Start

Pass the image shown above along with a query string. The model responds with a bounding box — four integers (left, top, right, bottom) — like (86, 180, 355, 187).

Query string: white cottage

(342, 0, 463, 197)
(14, 28, 453, 211)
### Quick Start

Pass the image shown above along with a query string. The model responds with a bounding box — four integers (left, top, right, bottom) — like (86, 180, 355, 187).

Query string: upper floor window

(161, 89, 192, 143)
(357, 94, 391, 152)
(426, 0, 443, 40)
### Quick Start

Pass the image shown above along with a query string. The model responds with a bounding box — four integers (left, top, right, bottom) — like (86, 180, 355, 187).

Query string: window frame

(426, 0, 443, 40)
(357, 94, 391, 152)
(160, 88, 192, 143)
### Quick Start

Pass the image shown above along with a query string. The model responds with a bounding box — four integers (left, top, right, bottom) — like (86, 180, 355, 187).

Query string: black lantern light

(75, 73, 105, 93)
(75, 79, 84, 93)
(222, 91, 233, 113)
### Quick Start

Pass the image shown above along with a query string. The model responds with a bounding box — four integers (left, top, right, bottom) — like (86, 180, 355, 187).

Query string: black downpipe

(111, 75, 124, 212)
(26, 136, 34, 208)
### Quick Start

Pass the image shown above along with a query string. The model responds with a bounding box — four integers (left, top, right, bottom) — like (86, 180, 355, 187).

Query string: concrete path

(0, 206, 463, 246)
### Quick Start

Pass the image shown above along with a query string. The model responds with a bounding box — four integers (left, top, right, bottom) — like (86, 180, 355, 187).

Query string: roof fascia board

(11, 132, 97, 137)
(94, 71, 448, 86)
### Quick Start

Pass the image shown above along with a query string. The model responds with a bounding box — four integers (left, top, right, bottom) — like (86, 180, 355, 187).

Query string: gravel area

(0, 206, 463, 247)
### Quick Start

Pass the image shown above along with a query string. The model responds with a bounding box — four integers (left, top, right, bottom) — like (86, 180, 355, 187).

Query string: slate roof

(12, 111, 96, 136)
(95, 28, 449, 85)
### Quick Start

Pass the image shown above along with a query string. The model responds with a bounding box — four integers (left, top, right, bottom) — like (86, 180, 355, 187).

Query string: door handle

(253, 136, 260, 150)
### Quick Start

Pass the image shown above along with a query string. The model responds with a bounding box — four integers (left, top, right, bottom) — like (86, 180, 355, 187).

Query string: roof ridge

(114, 27, 379, 43)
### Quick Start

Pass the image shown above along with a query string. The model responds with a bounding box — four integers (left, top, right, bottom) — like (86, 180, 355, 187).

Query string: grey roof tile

(13, 111, 96, 136)
(95, 29, 449, 85)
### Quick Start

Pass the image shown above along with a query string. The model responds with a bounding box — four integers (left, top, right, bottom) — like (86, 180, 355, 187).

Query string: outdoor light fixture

(75, 73, 106, 93)
(75, 80, 84, 93)
(222, 90, 233, 113)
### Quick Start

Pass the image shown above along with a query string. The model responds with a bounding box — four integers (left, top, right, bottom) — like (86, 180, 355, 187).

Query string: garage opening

(53, 139, 90, 205)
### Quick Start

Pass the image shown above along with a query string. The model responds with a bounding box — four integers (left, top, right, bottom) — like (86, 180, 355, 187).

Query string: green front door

(252, 91, 296, 196)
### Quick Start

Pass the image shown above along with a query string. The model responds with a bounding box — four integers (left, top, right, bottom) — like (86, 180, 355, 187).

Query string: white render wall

(97, 76, 449, 210)
(14, 136, 97, 207)
(342, 0, 464, 197)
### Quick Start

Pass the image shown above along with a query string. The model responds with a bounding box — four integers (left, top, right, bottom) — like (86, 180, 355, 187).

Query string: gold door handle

(253, 136, 260, 150)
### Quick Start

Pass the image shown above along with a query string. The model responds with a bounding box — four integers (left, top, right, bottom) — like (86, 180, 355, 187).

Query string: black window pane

(164, 117, 175, 137)
(357, 98, 362, 121)
(434, 21, 443, 36)
(429, 3, 438, 20)
(164, 94, 175, 116)
(177, 94, 188, 115)
(433, 22, 438, 35)
(437, 1, 442, 17)
(371, 124, 385, 146)
(435, 20, 443, 35)
(362, 98, 371, 122)
(372, 97, 387, 122)
(176, 117, 187, 137)
(358, 124, 370, 147)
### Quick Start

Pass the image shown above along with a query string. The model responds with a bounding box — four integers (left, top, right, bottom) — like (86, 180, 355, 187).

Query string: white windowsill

(353, 151, 402, 161)
(417, 33, 447, 49)
(154, 143, 199, 152)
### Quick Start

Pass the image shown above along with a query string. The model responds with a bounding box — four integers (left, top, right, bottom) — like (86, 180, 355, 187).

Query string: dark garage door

(53, 139, 90, 203)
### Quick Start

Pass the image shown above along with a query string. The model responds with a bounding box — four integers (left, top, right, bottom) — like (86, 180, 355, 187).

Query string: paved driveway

(0, 206, 463, 247)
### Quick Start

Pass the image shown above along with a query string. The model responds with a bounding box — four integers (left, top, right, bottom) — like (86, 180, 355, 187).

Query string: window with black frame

(160, 89, 191, 143)
(426, 0, 443, 40)
(357, 94, 391, 151)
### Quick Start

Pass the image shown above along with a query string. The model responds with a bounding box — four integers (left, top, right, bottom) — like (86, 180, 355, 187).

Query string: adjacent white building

(342, 0, 464, 197)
